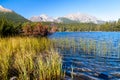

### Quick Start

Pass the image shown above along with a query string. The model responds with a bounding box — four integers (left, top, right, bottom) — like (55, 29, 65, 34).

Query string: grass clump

(0, 37, 62, 80)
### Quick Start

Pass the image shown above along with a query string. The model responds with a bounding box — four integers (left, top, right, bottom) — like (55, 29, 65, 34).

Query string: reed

(0, 37, 62, 80)
(52, 38, 119, 58)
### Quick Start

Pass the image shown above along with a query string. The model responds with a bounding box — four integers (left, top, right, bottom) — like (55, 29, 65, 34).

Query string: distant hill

(0, 5, 29, 23)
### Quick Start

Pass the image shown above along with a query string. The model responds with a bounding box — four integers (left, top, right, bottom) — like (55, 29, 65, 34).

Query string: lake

(49, 32, 120, 80)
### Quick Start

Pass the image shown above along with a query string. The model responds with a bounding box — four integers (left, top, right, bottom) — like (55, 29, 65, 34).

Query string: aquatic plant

(0, 37, 62, 80)
(52, 38, 120, 58)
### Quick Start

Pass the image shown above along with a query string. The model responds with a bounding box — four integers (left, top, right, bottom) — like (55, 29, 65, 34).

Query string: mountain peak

(30, 14, 56, 22)
(30, 13, 105, 24)
(0, 5, 12, 12)
(40, 14, 48, 17)
(64, 13, 99, 23)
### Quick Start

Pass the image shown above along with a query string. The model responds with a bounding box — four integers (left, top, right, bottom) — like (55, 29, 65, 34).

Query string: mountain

(63, 13, 102, 24)
(57, 17, 79, 23)
(29, 14, 55, 22)
(29, 14, 61, 23)
(0, 5, 29, 23)
(29, 13, 105, 24)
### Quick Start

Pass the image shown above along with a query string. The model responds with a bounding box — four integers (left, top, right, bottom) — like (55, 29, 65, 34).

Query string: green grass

(0, 37, 63, 80)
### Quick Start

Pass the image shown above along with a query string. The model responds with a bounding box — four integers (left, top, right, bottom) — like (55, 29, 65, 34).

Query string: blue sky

(0, 0, 120, 21)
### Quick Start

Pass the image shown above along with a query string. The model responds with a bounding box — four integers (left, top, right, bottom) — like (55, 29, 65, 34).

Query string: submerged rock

(65, 71, 98, 80)
(111, 72, 120, 78)
(73, 67, 92, 72)
(98, 72, 109, 79)
(81, 68, 92, 72)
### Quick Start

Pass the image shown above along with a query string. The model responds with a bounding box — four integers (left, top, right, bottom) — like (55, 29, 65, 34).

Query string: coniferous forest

(42, 19, 120, 32)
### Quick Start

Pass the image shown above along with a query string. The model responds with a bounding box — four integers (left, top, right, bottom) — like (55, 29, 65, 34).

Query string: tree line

(1, 17, 120, 37)
(41, 19, 120, 32)
(0, 17, 57, 37)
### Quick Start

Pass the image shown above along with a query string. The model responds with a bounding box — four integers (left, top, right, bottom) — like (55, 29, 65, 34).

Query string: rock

(76, 73, 98, 80)
(72, 61, 85, 67)
(73, 67, 92, 73)
(65, 71, 98, 80)
(98, 72, 109, 79)
(111, 72, 120, 78)
(93, 73, 99, 77)
(81, 68, 92, 72)
(10, 76, 17, 80)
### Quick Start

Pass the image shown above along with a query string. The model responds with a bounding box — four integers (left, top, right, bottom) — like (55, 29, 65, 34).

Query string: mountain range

(0, 5, 105, 24)
(29, 13, 105, 24)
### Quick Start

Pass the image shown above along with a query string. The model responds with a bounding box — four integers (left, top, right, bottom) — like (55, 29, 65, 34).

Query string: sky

(0, 0, 120, 21)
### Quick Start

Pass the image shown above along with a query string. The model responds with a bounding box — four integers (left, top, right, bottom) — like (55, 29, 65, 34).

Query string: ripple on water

(61, 53, 120, 80)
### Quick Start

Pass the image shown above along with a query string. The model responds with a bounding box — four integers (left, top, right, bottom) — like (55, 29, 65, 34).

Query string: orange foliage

(22, 23, 50, 36)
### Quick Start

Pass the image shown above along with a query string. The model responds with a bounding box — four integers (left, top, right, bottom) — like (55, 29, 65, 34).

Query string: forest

(42, 19, 120, 32)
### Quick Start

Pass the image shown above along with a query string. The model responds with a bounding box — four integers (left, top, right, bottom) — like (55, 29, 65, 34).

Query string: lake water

(50, 32, 120, 41)
(49, 32, 120, 80)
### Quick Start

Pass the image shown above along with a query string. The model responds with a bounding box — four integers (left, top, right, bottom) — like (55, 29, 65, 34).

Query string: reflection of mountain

(0, 5, 29, 23)
(30, 13, 105, 24)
